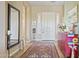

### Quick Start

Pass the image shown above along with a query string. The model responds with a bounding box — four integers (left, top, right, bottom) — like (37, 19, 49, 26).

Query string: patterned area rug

(21, 41, 59, 58)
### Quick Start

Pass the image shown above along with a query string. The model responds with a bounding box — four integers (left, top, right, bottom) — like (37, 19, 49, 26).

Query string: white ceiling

(25, 1, 65, 6)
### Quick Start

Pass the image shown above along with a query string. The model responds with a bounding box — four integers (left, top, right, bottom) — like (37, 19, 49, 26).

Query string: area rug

(21, 41, 59, 58)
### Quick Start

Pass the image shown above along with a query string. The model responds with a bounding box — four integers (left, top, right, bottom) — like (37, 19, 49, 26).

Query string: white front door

(36, 12, 57, 41)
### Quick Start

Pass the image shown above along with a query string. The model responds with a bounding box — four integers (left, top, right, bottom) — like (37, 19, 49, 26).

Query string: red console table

(58, 32, 78, 58)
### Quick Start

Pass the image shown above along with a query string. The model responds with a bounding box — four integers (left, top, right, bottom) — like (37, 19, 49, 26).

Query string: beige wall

(0, 2, 8, 57)
(31, 5, 64, 24)
(0, 1, 31, 57)
(25, 2, 31, 42)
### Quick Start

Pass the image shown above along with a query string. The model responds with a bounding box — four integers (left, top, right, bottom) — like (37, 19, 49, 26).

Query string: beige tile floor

(10, 42, 32, 58)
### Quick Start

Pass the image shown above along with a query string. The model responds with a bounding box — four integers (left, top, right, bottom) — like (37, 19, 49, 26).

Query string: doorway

(32, 12, 58, 41)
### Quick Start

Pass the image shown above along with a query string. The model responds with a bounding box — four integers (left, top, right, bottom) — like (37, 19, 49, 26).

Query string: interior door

(36, 12, 56, 41)
(41, 12, 56, 41)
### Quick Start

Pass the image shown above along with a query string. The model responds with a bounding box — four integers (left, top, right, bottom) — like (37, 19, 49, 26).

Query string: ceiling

(25, 1, 65, 6)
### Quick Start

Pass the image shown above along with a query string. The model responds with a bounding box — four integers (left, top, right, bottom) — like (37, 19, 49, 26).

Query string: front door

(36, 12, 57, 41)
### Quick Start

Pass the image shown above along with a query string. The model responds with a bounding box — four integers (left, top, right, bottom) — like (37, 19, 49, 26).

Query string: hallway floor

(21, 41, 59, 58)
